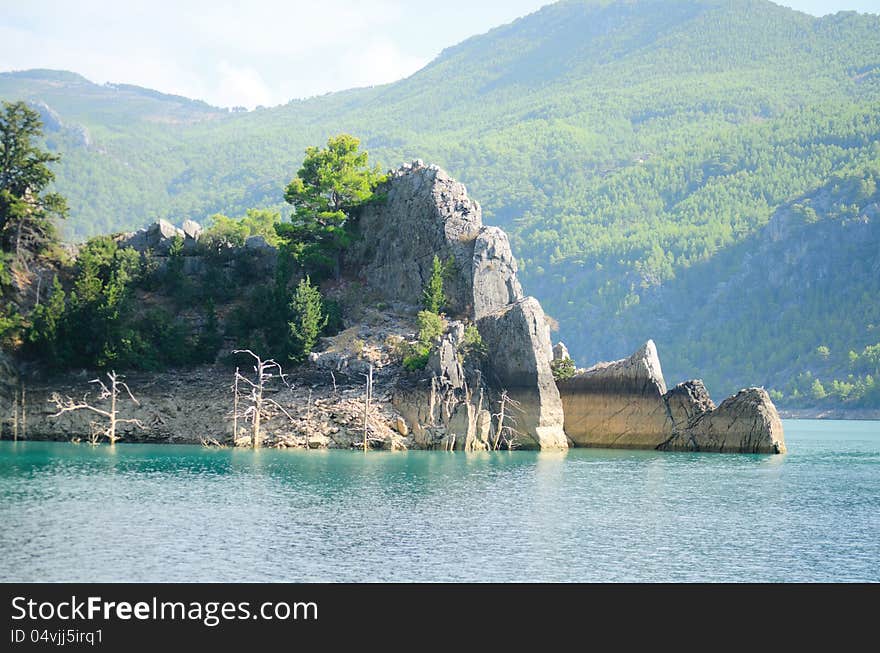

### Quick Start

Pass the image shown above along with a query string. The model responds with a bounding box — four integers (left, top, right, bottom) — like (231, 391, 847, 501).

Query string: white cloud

(0, 0, 548, 107)
(214, 61, 275, 108)
(341, 40, 430, 89)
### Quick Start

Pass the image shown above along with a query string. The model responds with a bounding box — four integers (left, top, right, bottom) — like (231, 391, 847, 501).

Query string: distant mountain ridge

(2, 0, 879, 406)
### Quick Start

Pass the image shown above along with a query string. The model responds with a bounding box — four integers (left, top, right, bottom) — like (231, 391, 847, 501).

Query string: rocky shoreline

(1, 162, 791, 453)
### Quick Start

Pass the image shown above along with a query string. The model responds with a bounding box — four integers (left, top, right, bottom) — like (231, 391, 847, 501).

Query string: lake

(0, 419, 877, 582)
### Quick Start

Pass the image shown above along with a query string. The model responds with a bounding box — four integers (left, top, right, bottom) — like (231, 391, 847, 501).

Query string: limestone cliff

(558, 341, 670, 449)
(347, 162, 482, 316)
(0, 351, 19, 438)
(349, 161, 566, 450)
(558, 341, 786, 454)
(477, 298, 567, 449)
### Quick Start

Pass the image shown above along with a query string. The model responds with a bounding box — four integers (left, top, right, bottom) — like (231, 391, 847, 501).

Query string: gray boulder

(477, 297, 567, 450)
(245, 235, 275, 251)
(122, 219, 184, 254)
(553, 342, 571, 362)
(662, 388, 786, 454)
(665, 380, 715, 431)
(472, 226, 523, 319)
(428, 335, 464, 390)
(182, 219, 202, 251)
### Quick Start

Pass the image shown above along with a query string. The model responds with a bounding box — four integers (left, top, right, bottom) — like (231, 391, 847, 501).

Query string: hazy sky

(1, 1, 877, 108)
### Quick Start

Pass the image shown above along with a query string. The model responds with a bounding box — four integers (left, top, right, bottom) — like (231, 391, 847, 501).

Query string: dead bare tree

(49, 371, 144, 445)
(361, 363, 374, 452)
(492, 391, 524, 451)
(20, 384, 26, 439)
(230, 350, 293, 449)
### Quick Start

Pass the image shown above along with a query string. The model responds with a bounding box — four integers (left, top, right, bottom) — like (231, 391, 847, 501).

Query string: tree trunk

(109, 381, 117, 445)
(253, 388, 262, 449)
(20, 384, 26, 440)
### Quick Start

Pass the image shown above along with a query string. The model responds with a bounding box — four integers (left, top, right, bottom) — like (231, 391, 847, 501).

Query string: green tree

(811, 378, 827, 401)
(27, 275, 66, 359)
(551, 357, 576, 381)
(402, 311, 446, 372)
(196, 298, 223, 363)
(288, 276, 328, 361)
(202, 209, 282, 249)
(280, 134, 384, 279)
(417, 310, 444, 347)
(0, 101, 67, 260)
(423, 255, 446, 313)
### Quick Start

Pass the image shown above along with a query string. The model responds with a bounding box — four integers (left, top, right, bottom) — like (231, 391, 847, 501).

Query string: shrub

(461, 324, 486, 359)
(417, 310, 444, 346)
(403, 345, 431, 372)
(551, 357, 576, 381)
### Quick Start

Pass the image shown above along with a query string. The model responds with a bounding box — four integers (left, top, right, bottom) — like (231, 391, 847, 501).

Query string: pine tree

(423, 255, 446, 313)
(288, 276, 328, 361)
(279, 134, 384, 279)
(0, 101, 67, 261)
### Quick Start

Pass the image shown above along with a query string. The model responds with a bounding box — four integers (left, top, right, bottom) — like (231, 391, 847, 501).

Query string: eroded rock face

(558, 340, 670, 449)
(472, 226, 523, 319)
(347, 162, 482, 316)
(351, 163, 566, 450)
(665, 379, 715, 431)
(477, 298, 567, 450)
(662, 388, 786, 454)
(558, 341, 786, 454)
(0, 351, 18, 437)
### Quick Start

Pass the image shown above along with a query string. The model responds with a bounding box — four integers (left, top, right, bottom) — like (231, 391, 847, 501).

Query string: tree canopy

(0, 100, 67, 261)
(279, 134, 384, 278)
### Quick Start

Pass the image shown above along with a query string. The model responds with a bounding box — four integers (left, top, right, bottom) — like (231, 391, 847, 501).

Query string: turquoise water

(0, 419, 877, 582)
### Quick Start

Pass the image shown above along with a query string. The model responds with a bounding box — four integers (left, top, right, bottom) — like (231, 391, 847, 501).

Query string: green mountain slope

(2, 0, 879, 405)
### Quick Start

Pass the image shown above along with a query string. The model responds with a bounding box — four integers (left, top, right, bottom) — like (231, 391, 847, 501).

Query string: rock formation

(351, 161, 566, 449)
(558, 340, 671, 449)
(477, 298, 568, 449)
(661, 387, 785, 454)
(121, 218, 185, 254)
(552, 342, 570, 362)
(347, 162, 482, 316)
(0, 351, 18, 438)
(472, 226, 523, 319)
(558, 341, 786, 454)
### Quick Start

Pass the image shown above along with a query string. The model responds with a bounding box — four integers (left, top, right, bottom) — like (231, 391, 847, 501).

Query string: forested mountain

(2, 0, 879, 406)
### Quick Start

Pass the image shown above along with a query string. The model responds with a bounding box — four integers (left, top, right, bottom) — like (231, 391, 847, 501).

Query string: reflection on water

(0, 419, 878, 582)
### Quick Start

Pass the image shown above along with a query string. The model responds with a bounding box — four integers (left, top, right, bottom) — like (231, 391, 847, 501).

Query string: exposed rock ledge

(558, 341, 786, 454)
(348, 161, 566, 450)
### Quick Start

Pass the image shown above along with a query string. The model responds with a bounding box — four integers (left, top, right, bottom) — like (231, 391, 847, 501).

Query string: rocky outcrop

(477, 298, 567, 449)
(347, 162, 482, 316)
(558, 341, 786, 454)
(0, 351, 19, 438)
(122, 219, 185, 254)
(182, 219, 202, 251)
(661, 388, 786, 454)
(472, 226, 523, 319)
(352, 162, 566, 449)
(558, 340, 670, 449)
(665, 379, 715, 431)
(552, 342, 570, 362)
